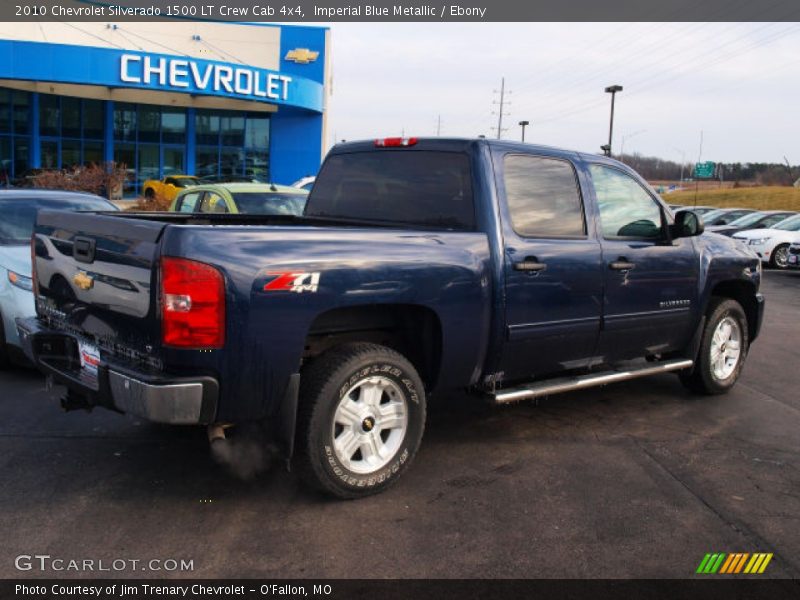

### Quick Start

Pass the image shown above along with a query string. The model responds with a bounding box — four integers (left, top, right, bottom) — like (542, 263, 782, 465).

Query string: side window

(165, 177, 177, 186)
(503, 155, 585, 237)
(589, 165, 663, 239)
(200, 192, 228, 213)
(177, 192, 200, 213)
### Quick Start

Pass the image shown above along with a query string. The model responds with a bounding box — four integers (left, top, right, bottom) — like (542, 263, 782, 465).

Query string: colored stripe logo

(696, 552, 773, 574)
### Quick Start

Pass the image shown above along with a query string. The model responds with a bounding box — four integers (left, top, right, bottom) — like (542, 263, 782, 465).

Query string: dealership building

(0, 21, 330, 194)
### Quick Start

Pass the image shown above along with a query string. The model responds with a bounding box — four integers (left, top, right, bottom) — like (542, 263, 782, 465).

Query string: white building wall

(0, 22, 281, 70)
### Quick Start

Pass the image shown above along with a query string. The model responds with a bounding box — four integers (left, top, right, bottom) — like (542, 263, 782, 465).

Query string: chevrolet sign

(120, 54, 293, 101)
(285, 48, 319, 64)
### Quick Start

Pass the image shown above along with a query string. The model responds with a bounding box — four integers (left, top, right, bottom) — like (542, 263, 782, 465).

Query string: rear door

(496, 152, 603, 381)
(586, 163, 699, 362)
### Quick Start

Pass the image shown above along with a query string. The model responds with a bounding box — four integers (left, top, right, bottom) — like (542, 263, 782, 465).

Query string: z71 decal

(263, 272, 321, 294)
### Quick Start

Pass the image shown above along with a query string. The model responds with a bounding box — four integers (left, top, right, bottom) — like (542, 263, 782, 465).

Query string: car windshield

(0, 196, 116, 245)
(231, 192, 307, 215)
(726, 212, 766, 228)
(774, 215, 800, 231)
(703, 210, 752, 226)
(174, 178, 202, 187)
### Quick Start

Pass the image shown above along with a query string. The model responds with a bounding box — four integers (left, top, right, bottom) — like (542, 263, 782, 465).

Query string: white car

(732, 214, 800, 269)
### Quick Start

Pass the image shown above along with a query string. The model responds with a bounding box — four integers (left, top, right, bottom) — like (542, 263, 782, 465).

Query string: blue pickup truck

(18, 137, 764, 498)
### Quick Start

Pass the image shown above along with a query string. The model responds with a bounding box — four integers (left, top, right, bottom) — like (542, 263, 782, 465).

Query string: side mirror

(674, 210, 704, 238)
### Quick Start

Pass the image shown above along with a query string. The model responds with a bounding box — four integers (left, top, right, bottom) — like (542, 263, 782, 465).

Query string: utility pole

(492, 77, 511, 139)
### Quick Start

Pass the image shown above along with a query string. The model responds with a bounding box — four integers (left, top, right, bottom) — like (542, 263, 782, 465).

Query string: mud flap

(682, 316, 706, 374)
(275, 373, 300, 461)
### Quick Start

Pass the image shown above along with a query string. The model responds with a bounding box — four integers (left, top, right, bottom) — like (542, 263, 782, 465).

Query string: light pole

(604, 84, 623, 157)
(518, 120, 529, 142)
(619, 129, 646, 162)
(672, 147, 686, 182)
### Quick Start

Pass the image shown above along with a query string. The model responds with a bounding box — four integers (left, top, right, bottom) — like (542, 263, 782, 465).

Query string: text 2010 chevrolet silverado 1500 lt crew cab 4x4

(18, 138, 764, 498)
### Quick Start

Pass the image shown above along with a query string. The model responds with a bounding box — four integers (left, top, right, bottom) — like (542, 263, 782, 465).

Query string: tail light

(375, 137, 418, 147)
(160, 257, 225, 348)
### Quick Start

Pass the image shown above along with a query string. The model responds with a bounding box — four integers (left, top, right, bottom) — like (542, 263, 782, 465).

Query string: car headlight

(7, 270, 33, 291)
(748, 238, 770, 245)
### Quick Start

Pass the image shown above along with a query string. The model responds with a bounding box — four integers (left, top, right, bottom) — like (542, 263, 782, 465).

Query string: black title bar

(4, 0, 800, 22)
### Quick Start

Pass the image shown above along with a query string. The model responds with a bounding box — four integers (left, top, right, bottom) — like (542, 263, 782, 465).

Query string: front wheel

(296, 343, 426, 498)
(681, 297, 749, 395)
(770, 244, 789, 269)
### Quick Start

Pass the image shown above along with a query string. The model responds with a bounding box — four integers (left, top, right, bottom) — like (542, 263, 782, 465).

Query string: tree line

(618, 153, 800, 186)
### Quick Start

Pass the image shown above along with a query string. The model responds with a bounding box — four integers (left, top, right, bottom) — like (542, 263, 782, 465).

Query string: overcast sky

(321, 22, 800, 164)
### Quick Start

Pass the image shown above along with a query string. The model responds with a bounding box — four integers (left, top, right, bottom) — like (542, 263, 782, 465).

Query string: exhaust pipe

(207, 422, 233, 444)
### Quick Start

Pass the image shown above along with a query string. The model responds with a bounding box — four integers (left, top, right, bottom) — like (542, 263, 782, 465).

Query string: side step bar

(492, 359, 694, 404)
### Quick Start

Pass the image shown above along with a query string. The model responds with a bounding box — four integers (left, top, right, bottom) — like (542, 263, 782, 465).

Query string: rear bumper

(16, 317, 218, 425)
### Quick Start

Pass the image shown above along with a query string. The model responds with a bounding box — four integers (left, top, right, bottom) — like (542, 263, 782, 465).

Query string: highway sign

(694, 161, 716, 179)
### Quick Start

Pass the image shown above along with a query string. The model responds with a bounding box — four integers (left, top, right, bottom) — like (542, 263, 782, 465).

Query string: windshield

(774, 214, 800, 231)
(726, 212, 766, 228)
(0, 196, 116, 245)
(704, 209, 752, 226)
(231, 192, 307, 215)
(175, 178, 202, 188)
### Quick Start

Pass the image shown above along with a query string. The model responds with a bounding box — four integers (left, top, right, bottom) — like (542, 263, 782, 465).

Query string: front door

(587, 163, 699, 362)
(498, 152, 604, 381)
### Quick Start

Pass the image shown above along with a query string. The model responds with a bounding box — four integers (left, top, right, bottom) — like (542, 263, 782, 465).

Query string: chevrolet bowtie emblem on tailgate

(73, 271, 94, 290)
(285, 48, 319, 64)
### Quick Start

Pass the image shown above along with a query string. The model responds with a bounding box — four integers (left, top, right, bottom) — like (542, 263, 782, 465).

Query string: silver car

(0, 189, 116, 367)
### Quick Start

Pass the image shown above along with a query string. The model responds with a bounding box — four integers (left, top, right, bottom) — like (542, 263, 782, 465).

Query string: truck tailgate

(33, 210, 167, 365)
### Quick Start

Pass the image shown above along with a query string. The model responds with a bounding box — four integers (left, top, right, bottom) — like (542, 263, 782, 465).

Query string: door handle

(513, 259, 547, 272)
(609, 259, 636, 271)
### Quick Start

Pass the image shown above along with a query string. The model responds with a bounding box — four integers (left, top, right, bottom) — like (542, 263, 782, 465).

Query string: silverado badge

(73, 271, 94, 291)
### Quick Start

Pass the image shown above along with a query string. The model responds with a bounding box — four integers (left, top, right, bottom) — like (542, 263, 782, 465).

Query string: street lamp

(518, 120, 530, 142)
(604, 84, 623, 157)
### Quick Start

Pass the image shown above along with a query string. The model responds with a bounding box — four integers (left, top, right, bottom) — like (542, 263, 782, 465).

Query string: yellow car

(169, 183, 308, 215)
(142, 175, 202, 202)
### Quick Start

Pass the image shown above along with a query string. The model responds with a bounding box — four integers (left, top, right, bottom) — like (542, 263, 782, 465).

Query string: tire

(295, 343, 426, 499)
(144, 188, 155, 200)
(770, 243, 789, 269)
(680, 297, 749, 395)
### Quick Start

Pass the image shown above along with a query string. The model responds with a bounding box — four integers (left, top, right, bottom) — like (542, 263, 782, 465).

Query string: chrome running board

(492, 359, 694, 404)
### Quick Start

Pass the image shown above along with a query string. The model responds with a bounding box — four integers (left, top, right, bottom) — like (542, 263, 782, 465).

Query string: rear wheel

(681, 297, 748, 394)
(144, 188, 155, 201)
(296, 343, 426, 498)
(770, 244, 789, 269)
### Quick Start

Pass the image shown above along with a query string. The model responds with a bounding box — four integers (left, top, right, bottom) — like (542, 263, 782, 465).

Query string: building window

(38, 92, 106, 170)
(0, 88, 31, 181)
(195, 109, 270, 181)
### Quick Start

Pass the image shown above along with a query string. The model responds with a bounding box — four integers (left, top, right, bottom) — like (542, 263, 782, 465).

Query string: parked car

(732, 214, 800, 268)
(291, 176, 316, 192)
(18, 138, 763, 498)
(142, 175, 202, 201)
(200, 175, 267, 184)
(707, 210, 797, 237)
(700, 208, 756, 227)
(0, 190, 117, 367)
(169, 183, 308, 216)
(686, 205, 718, 216)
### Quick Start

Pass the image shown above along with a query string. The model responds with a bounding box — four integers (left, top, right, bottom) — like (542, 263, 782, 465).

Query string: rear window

(305, 151, 475, 230)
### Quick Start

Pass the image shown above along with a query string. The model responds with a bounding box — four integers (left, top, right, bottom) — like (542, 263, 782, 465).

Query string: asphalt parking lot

(1, 272, 798, 579)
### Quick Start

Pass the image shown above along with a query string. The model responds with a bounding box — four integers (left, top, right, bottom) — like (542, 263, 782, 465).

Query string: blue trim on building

(185, 107, 196, 175)
(103, 100, 114, 163)
(30, 92, 40, 167)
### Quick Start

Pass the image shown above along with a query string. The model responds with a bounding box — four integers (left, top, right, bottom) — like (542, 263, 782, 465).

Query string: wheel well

(303, 304, 443, 390)
(710, 280, 759, 341)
